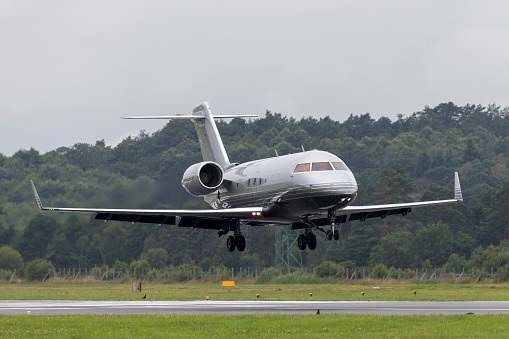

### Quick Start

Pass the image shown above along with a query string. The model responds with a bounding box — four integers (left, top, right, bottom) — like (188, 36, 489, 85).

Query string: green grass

(1, 314, 509, 338)
(2, 282, 509, 301)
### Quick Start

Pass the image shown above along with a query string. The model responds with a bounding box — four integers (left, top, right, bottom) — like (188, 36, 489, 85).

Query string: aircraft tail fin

(123, 102, 256, 168)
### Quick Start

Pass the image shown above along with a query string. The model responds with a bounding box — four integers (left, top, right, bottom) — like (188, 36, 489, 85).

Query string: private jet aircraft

(31, 101, 463, 252)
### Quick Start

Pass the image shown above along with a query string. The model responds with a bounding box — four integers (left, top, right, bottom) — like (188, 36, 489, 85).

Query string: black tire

(307, 233, 317, 250)
(333, 229, 340, 241)
(227, 236, 236, 252)
(326, 230, 333, 241)
(297, 234, 307, 250)
(237, 236, 246, 252)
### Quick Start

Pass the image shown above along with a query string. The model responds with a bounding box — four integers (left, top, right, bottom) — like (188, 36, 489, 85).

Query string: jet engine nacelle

(181, 161, 224, 196)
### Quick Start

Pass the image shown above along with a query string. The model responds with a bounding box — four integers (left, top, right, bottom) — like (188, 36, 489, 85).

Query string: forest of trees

(2, 102, 509, 275)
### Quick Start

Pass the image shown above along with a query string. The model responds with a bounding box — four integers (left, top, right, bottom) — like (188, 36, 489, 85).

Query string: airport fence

(1, 266, 507, 284)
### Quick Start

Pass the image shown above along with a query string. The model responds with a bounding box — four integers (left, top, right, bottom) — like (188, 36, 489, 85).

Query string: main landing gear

(297, 209, 340, 251)
(219, 219, 246, 252)
(226, 234, 246, 252)
(297, 232, 317, 250)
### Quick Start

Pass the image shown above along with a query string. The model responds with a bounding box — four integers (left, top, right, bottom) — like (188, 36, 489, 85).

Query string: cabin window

(294, 163, 311, 173)
(311, 162, 333, 171)
(332, 161, 348, 170)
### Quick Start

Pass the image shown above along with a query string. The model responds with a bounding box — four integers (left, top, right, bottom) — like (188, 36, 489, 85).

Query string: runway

(2, 300, 509, 315)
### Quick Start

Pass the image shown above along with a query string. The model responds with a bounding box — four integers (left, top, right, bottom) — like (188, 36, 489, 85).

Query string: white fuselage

(206, 150, 358, 224)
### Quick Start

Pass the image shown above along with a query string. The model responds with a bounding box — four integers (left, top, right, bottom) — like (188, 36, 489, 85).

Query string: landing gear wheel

(236, 236, 246, 252)
(297, 234, 307, 250)
(307, 233, 317, 250)
(326, 230, 333, 241)
(227, 236, 236, 252)
(333, 229, 340, 240)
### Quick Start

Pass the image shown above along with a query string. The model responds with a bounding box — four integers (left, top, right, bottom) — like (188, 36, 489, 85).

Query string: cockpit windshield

(331, 162, 348, 170)
(311, 162, 333, 171)
(293, 161, 349, 173)
(293, 163, 311, 173)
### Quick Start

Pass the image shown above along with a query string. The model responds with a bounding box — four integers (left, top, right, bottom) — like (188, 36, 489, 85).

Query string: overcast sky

(1, 1, 508, 156)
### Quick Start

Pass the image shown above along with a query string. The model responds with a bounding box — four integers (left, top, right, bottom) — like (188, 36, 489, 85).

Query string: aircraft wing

(30, 181, 262, 230)
(330, 172, 463, 223)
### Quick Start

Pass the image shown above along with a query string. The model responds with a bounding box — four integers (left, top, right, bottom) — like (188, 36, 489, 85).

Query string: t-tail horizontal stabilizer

(122, 101, 257, 169)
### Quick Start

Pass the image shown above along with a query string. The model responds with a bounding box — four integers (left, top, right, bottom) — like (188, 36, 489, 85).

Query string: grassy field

(1, 282, 509, 301)
(2, 283, 509, 337)
(1, 313, 509, 338)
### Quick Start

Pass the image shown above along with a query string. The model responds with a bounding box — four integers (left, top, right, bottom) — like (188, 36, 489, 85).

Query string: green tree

(20, 215, 58, 261)
(369, 229, 413, 268)
(477, 180, 509, 245)
(100, 224, 126, 266)
(411, 222, 455, 267)
(143, 248, 168, 269)
(0, 245, 24, 270)
(370, 164, 417, 204)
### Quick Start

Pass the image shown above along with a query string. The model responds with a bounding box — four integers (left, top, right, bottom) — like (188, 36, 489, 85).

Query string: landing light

(341, 198, 346, 202)
(252, 212, 261, 216)
(347, 198, 351, 201)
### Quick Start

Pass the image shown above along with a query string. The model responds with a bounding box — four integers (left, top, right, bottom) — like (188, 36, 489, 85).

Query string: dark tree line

(2, 102, 509, 272)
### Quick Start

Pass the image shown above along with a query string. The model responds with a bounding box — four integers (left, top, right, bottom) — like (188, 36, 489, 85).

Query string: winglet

(454, 172, 463, 201)
(30, 180, 44, 210)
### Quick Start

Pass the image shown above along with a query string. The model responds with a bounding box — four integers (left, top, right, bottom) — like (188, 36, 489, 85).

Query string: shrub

(371, 264, 389, 279)
(315, 261, 344, 277)
(113, 260, 128, 270)
(26, 259, 54, 281)
(256, 267, 280, 283)
(275, 271, 321, 284)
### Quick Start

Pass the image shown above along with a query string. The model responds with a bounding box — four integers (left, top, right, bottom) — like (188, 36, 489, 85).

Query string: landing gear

(298, 228, 317, 251)
(327, 208, 340, 241)
(326, 230, 333, 241)
(307, 233, 317, 250)
(325, 228, 339, 241)
(220, 219, 246, 252)
(333, 229, 339, 241)
(297, 234, 307, 250)
(296, 209, 341, 250)
(237, 235, 246, 251)
(227, 236, 236, 252)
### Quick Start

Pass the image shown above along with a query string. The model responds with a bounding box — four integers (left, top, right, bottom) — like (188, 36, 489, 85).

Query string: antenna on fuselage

(301, 145, 305, 152)
(275, 150, 279, 157)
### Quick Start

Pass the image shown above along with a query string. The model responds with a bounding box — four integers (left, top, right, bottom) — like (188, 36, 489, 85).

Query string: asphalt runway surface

(2, 300, 509, 315)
